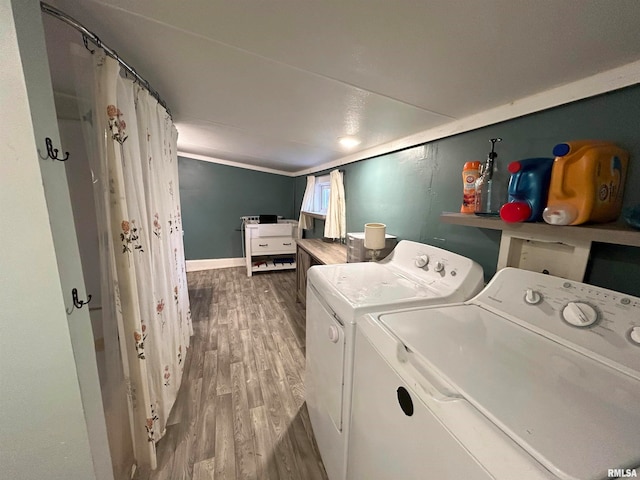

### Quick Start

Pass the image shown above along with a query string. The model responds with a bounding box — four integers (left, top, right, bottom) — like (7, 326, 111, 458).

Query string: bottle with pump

(460, 161, 481, 213)
(475, 138, 504, 216)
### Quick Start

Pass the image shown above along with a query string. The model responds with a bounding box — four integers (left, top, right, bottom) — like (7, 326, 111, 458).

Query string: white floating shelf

(440, 213, 640, 247)
(440, 212, 640, 281)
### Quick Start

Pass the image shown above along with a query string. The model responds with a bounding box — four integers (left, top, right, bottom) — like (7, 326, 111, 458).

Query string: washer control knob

(434, 261, 444, 273)
(328, 326, 340, 343)
(629, 327, 640, 346)
(415, 255, 429, 268)
(562, 302, 598, 327)
(524, 289, 542, 305)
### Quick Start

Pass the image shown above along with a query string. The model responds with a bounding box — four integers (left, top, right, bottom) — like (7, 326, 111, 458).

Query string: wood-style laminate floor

(134, 267, 328, 480)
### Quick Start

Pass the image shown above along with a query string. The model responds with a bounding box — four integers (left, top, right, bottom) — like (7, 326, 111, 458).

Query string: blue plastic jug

(500, 157, 554, 223)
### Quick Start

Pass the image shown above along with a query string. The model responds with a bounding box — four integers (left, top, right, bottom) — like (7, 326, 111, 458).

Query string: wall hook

(66, 288, 92, 314)
(44, 137, 70, 161)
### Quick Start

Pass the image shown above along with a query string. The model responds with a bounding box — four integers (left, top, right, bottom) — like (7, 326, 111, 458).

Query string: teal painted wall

(294, 85, 640, 296)
(179, 157, 294, 259)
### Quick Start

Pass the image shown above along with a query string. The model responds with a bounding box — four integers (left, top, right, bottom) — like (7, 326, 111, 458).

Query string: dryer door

(305, 285, 346, 431)
(348, 323, 495, 480)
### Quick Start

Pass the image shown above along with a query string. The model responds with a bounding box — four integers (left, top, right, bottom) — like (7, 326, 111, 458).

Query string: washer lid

(379, 305, 640, 480)
(308, 262, 443, 322)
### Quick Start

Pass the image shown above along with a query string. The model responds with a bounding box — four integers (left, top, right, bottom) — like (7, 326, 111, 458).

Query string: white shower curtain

(75, 52, 192, 469)
(324, 169, 346, 239)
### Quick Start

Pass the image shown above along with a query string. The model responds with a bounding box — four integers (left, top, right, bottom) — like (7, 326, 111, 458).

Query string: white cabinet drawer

(250, 236, 295, 254)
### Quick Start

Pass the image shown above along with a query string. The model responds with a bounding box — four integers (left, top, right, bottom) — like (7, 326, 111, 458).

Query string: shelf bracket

(497, 230, 592, 281)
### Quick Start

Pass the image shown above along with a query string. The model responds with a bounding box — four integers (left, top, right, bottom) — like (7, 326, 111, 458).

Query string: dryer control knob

(562, 302, 598, 327)
(328, 326, 340, 343)
(629, 327, 640, 346)
(415, 255, 429, 268)
(524, 289, 542, 305)
(434, 262, 444, 272)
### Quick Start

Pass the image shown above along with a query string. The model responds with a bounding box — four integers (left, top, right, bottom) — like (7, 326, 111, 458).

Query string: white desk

(244, 220, 298, 277)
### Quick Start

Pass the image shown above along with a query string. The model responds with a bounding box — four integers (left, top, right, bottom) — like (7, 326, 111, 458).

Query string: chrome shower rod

(40, 1, 172, 117)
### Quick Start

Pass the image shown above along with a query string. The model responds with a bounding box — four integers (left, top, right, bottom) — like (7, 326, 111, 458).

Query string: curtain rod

(40, 2, 172, 117)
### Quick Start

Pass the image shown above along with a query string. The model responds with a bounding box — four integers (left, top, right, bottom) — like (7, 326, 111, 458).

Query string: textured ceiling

(43, 0, 640, 173)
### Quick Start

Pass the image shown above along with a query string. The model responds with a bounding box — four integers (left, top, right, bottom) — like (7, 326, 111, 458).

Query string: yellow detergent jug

(542, 141, 629, 226)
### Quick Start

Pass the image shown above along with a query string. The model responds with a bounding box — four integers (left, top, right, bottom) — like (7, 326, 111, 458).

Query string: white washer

(305, 240, 484, 480)
(348, 267, 640, 480)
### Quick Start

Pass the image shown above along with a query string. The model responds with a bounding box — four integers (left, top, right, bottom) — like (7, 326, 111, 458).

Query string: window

(301, 174, 331, 220)
(321, 184, 331, 212)
(313, 175, 330, 214)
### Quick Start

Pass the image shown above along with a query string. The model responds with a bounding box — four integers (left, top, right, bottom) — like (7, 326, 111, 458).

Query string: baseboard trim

(186, 257, 245, 272)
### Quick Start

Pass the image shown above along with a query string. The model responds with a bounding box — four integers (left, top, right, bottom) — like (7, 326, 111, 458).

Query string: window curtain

(75, 52, 192, 470)
(324, 169, 346, 239)
(298, 175, 316, 234)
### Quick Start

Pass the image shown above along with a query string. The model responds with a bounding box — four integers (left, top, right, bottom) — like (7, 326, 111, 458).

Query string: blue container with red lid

(500, 157, 555, 223)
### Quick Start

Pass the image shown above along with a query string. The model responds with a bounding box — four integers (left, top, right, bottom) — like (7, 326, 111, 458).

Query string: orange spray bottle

(461, 161, 481, 213)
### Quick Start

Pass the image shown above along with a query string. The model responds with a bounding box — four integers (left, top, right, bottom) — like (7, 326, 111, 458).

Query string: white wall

(0, 0, 97, 478)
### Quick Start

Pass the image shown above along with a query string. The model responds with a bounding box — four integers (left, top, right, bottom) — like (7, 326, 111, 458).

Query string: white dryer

(348, 267, 640, 480)
(305, 240, 484, 480)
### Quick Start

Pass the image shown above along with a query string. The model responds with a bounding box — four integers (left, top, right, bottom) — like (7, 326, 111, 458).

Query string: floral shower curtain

(75, 52, 192, 469)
